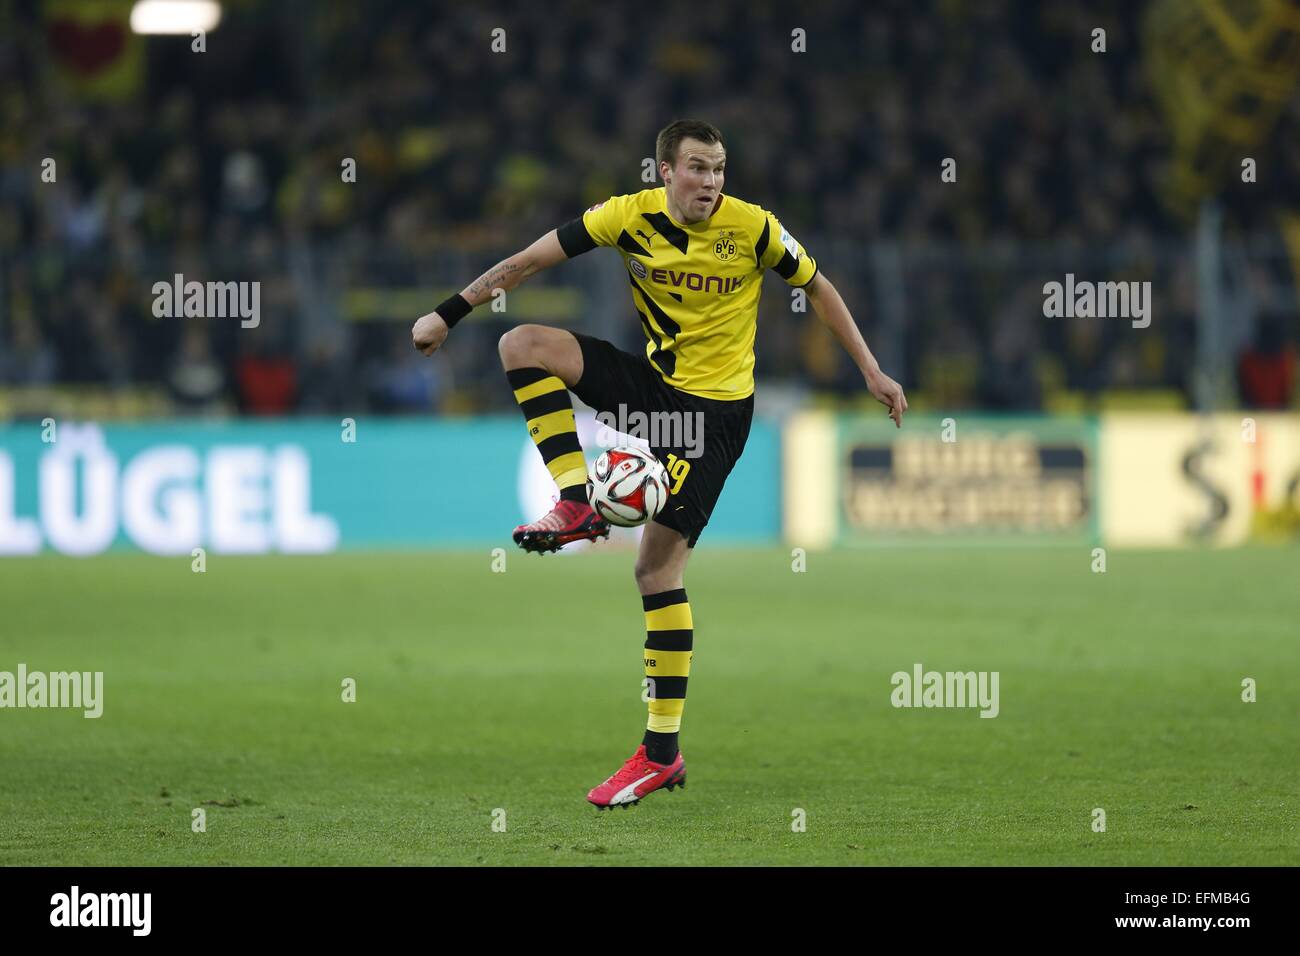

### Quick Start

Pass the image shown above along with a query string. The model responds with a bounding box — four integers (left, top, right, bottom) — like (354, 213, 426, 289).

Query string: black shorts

(570, 332, 754, 547)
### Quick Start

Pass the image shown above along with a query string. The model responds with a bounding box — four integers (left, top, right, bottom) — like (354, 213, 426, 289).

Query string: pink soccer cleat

(512, 499, 610, 553)
(586, 745, 686, 809)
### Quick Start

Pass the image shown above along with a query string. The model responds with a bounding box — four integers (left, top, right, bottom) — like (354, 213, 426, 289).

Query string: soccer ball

(587, 447, 670, 527)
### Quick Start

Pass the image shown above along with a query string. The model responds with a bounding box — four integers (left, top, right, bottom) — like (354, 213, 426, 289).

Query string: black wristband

(437, 293, 473, 329)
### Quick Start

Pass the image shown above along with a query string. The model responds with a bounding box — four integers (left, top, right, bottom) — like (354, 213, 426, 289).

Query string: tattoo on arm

(465, 260, 523, 302)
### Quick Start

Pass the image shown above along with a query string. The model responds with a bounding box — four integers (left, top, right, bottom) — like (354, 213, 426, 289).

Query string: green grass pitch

(1, 546, 1296, 866)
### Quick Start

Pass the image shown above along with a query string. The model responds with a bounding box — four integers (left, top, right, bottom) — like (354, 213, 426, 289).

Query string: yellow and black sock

(641, 588, 692, 764)
(506, 367, 587, 503)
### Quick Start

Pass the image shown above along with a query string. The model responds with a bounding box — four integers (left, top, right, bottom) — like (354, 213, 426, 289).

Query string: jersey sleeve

(756, 209, 818, 288)
(556, 195, 630, 258)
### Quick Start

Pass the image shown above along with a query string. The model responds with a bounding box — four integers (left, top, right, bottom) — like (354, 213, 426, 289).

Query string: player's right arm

(411, 229, 568, 355)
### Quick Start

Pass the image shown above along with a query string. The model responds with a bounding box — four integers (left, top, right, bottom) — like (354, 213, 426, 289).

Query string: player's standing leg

(587, 522, 691, 808)
(498, 324, 609, 552)
(635, 523, 693, 766)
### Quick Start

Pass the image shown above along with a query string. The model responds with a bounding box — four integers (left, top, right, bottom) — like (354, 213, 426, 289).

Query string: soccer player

(412, 119, 906, 808)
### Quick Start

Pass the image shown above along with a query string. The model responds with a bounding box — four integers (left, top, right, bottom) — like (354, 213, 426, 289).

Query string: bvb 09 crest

(713, 229, 737, 261)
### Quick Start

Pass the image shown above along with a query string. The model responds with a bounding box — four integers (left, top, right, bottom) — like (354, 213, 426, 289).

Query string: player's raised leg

(587, 522, 692, 808)
(498, 324, 608, 552)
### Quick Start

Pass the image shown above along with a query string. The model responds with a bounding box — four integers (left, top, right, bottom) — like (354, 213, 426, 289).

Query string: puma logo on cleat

(611, 773, 658, 804)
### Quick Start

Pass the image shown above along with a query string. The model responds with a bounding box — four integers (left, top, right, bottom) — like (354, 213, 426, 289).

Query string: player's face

(663, 138, 726, 223)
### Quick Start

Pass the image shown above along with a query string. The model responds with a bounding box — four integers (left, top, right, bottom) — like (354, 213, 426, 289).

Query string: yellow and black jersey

(556, 187, 818, 400)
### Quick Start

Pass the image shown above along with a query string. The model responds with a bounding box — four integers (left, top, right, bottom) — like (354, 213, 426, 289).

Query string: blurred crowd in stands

(0, 0, 1296, 415)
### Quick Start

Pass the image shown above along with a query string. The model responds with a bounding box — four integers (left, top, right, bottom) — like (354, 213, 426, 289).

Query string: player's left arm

(805, 271, 908, 427)
(758, 209, 907, 425)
